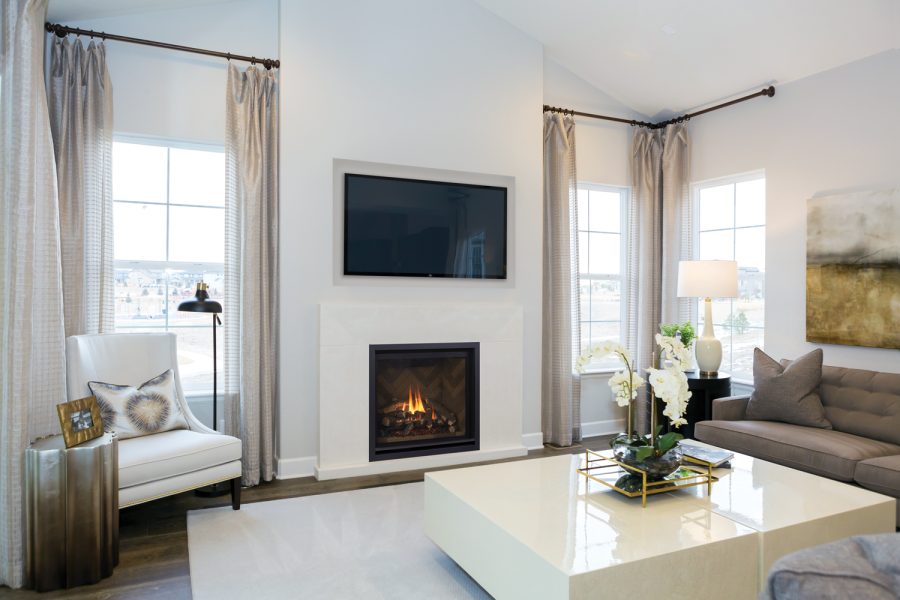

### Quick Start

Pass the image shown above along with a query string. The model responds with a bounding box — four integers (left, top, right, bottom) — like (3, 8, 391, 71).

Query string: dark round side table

(682, 370, 732, 439)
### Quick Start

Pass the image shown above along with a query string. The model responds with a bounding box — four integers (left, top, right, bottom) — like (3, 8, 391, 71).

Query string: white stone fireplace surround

(317, 303, 526, 479)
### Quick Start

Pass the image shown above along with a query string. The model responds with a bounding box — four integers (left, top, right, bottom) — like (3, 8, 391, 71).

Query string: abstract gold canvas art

(807, 189, 900, 349)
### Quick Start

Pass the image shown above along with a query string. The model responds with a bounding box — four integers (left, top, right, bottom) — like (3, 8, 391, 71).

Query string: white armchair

(66, 333, 242, 509)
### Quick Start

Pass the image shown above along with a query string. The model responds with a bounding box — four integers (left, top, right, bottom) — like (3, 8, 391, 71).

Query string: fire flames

(406, 385, 426, 414)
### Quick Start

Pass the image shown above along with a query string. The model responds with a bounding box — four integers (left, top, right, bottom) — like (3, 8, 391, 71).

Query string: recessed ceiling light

(661, 24, 677, 36)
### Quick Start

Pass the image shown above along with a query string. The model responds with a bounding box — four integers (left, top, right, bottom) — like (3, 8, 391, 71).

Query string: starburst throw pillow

(88, 369, 188, 439)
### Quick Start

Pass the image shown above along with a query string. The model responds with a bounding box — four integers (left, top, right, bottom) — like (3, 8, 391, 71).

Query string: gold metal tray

(577, 448, 716, 507)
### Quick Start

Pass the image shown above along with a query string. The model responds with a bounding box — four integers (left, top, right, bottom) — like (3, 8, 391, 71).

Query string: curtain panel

(48, 37, 115, 337)
(223, 64, 278, 487)
(0, 0, 68, 588)
(541, 112, 581, 446)
(625, 123, 692, 434)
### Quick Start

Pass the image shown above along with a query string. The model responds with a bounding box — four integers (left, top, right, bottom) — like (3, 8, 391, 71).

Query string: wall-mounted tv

(343, 173, 507, 279)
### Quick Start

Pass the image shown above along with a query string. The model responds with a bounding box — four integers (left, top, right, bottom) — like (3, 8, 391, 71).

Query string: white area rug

(187, 482, 491, 599)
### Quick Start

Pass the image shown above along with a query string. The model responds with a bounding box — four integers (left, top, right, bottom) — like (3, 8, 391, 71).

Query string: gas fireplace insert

(369, 342, 479, 461)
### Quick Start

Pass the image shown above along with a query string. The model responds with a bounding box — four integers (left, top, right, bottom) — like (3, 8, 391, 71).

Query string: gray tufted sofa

(695, 363, 900, 525)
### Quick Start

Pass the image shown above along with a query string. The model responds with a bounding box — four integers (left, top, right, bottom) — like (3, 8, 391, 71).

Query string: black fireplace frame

(369, 342, 480, 462)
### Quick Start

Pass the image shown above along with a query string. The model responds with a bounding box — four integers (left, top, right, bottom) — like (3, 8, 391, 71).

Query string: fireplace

(369, 342, 479, 461)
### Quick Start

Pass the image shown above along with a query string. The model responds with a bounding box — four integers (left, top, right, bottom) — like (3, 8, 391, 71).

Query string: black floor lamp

(178, 281, 228, 497)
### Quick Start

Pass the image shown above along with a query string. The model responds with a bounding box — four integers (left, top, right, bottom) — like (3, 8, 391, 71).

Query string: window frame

(691, 169, 766, 385)
(575, 181, 629, 375)
(112, 134, 226, 395)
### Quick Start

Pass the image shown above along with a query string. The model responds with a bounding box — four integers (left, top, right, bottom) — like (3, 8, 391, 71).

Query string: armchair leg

(230, 477, 241, 510)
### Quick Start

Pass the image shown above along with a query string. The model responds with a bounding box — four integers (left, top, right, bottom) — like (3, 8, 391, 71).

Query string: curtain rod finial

(765, 85, 775, 97)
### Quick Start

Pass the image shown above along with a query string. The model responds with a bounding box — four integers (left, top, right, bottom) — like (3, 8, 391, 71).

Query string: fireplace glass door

(369, 343, 479, 461)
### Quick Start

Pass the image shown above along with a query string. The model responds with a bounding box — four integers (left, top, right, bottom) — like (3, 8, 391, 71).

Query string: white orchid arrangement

(646, 333, 692, 428)
(576, 334, 693, 455)
(576, 341, 643, 439)
(575, 340, 644, 409)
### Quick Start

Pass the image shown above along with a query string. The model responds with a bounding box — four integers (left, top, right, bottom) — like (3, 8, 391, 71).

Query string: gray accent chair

(695, 364, 900, 525)
(761, 532, 900, 599)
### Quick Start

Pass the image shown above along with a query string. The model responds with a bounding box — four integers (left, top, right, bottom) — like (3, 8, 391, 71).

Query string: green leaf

(635, 446, 654, 462)
(655, 432, 683, 455)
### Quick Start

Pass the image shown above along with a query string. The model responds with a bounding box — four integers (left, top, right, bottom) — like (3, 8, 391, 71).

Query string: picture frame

(57, 396, 104, 448)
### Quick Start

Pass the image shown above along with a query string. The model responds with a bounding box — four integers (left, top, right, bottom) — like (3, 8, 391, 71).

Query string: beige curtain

(0, 0, 68, 588)
(660, 125, 693, 325)
(625, 123, 692, 434)
(542, 112, 581, 446)
(48, 37, 115, 337)
(223, 64, 278, 486)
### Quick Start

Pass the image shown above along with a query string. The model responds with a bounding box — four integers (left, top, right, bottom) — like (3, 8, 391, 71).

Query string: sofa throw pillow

(745, 348, 832, 429)
(88, 369, 188, 439)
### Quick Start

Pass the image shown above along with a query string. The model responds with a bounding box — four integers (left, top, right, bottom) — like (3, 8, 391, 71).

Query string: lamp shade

(677, 260, 738, 298)
(177, 282, 222, 313)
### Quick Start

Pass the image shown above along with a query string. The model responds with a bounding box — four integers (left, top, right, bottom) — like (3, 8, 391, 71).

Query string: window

(576, 183, 628, 370)
(112, 139, 225, 394)
(694, 173, 765, 382)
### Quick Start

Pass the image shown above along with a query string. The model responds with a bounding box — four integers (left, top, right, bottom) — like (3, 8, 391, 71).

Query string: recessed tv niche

(343, 173, 507, 279)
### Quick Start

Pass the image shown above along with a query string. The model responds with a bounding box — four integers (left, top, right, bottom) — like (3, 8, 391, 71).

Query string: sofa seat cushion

(118, 429, 242, 489)
(694, 420, 900, 481)
(855, 455, 900, 497)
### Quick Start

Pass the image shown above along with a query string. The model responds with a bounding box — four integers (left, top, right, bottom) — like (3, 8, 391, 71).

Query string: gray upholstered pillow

(745, 348, 831, 428)
(88, 369, 188, 439)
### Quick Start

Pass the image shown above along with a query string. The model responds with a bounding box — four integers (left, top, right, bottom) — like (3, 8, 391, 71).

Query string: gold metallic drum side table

(25, 433, 119, 591)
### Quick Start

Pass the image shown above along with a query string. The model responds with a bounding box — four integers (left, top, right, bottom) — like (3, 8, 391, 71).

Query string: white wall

(66, 0, 278, 144)
(278, 0, 547, 466)
(690, 49, 900, 373)
(542, 55, 640, 187)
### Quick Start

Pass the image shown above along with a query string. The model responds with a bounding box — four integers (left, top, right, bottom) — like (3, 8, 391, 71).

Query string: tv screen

(343, 174, 507, 279)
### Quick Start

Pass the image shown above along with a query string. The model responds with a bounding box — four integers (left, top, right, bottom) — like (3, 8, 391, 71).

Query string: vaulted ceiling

(473, 0, 900, 119)
(47, 0, 228, 22)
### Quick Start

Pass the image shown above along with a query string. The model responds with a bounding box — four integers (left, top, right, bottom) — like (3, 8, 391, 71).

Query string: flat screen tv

(343, 173, 507, 279)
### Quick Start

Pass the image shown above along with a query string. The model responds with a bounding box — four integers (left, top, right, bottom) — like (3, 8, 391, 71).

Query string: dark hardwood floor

(0, 436, 612, 599)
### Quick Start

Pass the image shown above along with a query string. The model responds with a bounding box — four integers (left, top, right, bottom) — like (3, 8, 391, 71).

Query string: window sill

(576, 368, 620, 377)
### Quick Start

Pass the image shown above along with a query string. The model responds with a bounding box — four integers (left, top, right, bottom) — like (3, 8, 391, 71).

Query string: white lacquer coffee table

(424, 448, 895, 600)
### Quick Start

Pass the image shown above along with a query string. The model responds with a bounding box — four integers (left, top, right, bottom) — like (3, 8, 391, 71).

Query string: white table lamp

(677, 260, 738, 375)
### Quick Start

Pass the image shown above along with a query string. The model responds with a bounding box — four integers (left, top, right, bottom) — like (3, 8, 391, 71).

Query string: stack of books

(680, 442, 734, 469)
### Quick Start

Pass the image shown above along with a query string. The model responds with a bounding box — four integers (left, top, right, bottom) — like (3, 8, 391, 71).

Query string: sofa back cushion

(816, 365, 900, 446)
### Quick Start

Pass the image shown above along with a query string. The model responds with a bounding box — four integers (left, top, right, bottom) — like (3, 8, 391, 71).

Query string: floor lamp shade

(677, 261, 738, 375)
(177, 282, 222, 314)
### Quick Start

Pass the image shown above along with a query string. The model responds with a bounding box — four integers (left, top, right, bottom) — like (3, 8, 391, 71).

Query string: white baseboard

(521, 432, 544, 450)
(275, 455, 317, 479)
(581, 418, 624, 439)
(314, 446, 527, 480)
(522, 422, 620, 448)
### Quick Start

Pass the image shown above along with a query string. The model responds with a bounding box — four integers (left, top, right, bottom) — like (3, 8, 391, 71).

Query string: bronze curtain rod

(544, 85, 775, 129)
(45, 22, 280, 70)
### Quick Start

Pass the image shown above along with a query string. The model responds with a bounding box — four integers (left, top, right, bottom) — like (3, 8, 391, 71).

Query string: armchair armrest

(711, 395, 750, 421)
